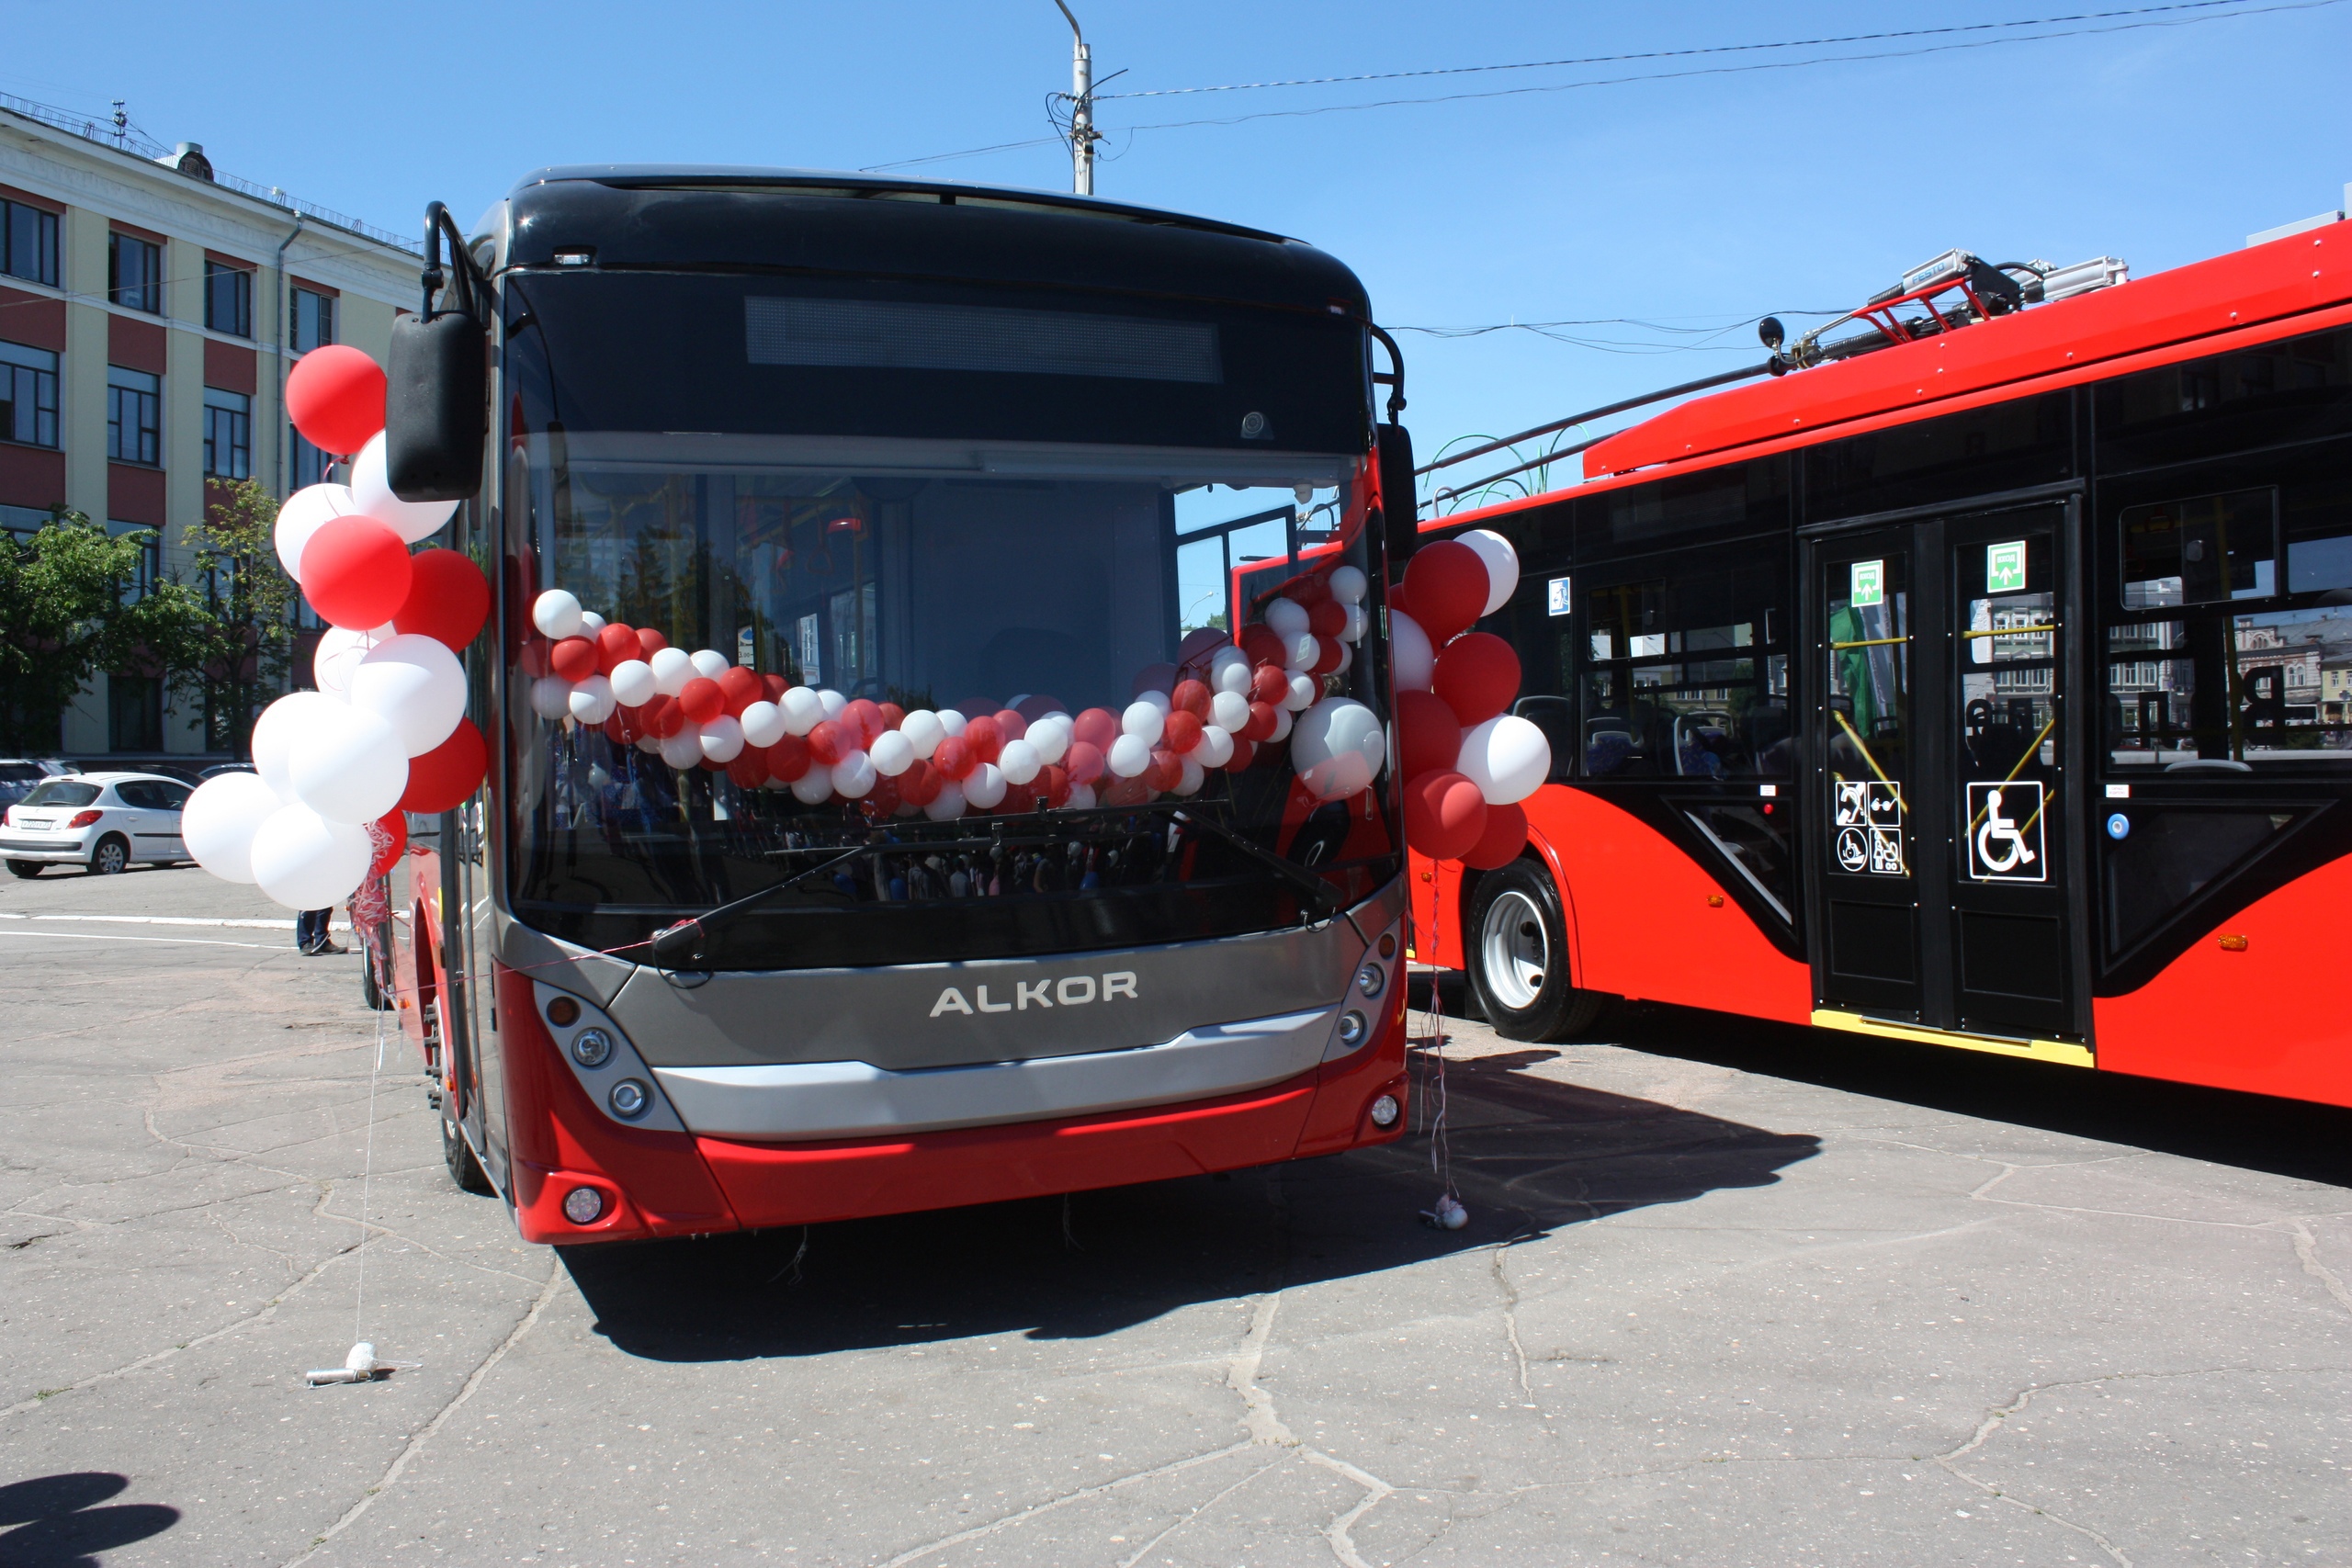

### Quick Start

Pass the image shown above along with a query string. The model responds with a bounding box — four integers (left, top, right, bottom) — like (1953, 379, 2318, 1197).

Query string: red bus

(368, 166, 1418, 1243)
(1407, 223, 2352, 1109)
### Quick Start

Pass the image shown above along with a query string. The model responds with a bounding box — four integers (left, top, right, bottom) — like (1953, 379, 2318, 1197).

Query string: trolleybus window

(1577, 544, 1791, 780)
(1805, 392, 2072, 521)
(2093, 325, 2352, 473)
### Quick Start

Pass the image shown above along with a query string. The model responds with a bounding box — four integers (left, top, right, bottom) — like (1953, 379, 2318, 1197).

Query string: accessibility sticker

(1833, 780, 1905, 874)
(1966, 779, 2047, 882)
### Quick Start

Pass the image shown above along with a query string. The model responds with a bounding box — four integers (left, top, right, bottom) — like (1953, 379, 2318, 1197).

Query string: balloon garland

(181, 349, 492, 911)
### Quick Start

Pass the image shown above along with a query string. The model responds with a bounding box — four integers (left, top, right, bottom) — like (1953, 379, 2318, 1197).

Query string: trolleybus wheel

(1465, 860, 1610, 1042)
(360, 952, 390, 1011)
(441, 1112, 495, 1195)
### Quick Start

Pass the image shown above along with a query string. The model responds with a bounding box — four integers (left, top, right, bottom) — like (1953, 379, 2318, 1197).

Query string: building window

(291, 288, 334, 352)
(107, 367, 162, 466)
(2, 199, 60, 288)
(107, 673, 162, 752)
(203, 388, 252, 479)
(288, 423, 339, 485)
(0, 340, 60, 447)
(204, 260, 253, 338)
(109, 233, 163, 313)
(107, 519, 159, 604)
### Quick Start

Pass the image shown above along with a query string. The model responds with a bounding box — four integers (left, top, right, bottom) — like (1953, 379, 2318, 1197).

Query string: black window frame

(107, 366, 162, 467)
(108, 232, 163, 314)
(0, 338, 61, 448)
(1, 198, 61, 288)
(204, 260, 253, 338)
(290, 288, 334, 353)
(202, 387, 252, 479)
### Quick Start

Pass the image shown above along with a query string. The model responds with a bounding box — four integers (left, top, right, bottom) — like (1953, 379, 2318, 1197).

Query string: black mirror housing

(386, 309, 486, 502)
(1377, 423, 1418, 569)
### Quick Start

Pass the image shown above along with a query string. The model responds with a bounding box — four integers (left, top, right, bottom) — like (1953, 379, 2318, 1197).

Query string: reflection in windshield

(507, 441, 1398, 967)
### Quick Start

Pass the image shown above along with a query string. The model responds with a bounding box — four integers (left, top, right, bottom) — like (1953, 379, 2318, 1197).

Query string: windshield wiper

(1169, 807, 1341, 921)
(648, 844, 876, 967)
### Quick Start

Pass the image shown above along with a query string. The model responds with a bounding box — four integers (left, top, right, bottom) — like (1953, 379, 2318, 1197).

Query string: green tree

(173, 478, 300, 760)
(0, 508, 211, 755)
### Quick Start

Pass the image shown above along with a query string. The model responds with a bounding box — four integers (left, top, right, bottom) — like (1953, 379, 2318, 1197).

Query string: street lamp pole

(1054, 0, 1097, 195)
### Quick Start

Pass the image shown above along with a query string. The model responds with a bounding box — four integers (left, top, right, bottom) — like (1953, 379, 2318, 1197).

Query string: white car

(1, 772, 194, 878)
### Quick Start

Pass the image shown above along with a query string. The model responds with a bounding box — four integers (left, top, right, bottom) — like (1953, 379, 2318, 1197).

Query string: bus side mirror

(1377, 423, 1418, 568)
(385, 309, 486, 502)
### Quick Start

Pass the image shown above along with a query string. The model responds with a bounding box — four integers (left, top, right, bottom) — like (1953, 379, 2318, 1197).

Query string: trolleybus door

(1806, 501, 2082, 1043)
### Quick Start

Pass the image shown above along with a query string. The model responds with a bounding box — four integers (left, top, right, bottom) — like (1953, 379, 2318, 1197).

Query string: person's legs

(296, 909, 328, 953)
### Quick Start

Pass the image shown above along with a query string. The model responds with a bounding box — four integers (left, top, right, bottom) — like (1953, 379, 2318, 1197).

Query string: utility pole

(1054, 0, 1098, 195)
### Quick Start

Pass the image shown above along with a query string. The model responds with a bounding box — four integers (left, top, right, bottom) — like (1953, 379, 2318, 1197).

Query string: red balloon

(763, 672, 789, 703)
(1071, 707, 1119, 753)
(1104, 774, 1153, 807)
(300, 515, 413, 631)
(896, 757, 941, 806)
(1239, 626, 1287, 669)
(719, 666, 764, 718)
(605, 707, 650, 746)
(1250, 665, 1290, 705)
(594, 622, 643, 674)
(1286, 570, 1332, 605)
(367, 810, 407, 878)
(1162, 710, 1204, 754)
(1309, 636, 1344, 676)
(1462, 802, 1529, 870)
(933, 734, 974, 780)
(1405, 769, 1488, 861)
(1144, 748, 1183, 793)
(1227, 737, 1259, 772)
(400, 719, 487, 813)
(1432, 632, 1521, 726)
(678, 677, 724, 726)
(727, 749, 770, 789)
(963, 714, 1004, 763)
(1063, 739, 1105, 785)
(635, 627, 669, 657)
(878, 701, 906, 733)
(990, 708, 1028, 743)
(1403, 539, 1490, 644)
(701, 755, 727, 772)
(1396, 689, 1464, 784)
(516, 637, 550, 679)
(1170, 679, 1211, 719)
(845, 698, 887, 746)
(1241, 701, 1278, 742)
(765, 732, 811, 783)
(1388, 582, 1412, 624)
(549, 637, 598, 682)
(284, 344, 386, 455)
(392, 548, 491, 650)
(806, 718, 849, 766)
(641, 694, 684, 739)
(862, 773, 903, 818)
(1306, 598, 1347, 637)
(1035, 763, 1070, 808)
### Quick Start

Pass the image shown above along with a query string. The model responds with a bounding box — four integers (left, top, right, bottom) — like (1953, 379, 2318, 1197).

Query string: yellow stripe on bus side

(1810, 1009, 2094, 1067)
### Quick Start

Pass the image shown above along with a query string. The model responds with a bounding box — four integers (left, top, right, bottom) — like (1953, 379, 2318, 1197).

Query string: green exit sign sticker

(1849, 558, 1884, 607)
(1987, 540, 2027, 592)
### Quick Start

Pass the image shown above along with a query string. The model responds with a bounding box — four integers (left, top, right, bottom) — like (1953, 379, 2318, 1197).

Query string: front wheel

(1464, 859, 1611, 1042)
(441, 1113, 495, 1195)
(6, 860, 43, 879)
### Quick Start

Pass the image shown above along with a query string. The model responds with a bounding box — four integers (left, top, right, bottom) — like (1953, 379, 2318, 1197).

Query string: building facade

(0, 99, 418, 761)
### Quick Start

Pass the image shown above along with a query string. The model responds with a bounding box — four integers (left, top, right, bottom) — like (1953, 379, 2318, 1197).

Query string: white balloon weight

(252, 691, 342, 800)
(349, 633, 467, 754)
(249, 803, 373, 910)
(350, 432, 460, 544)
(997, 738, 1041, 785)
(649, 647, 695, 697)
(1459, 527, 1521, 617)
(568, 675, 616, 728)
(273, 484, 359, 582)
(869, 729, 915, 776)
(741, 699, 788, 749)
(528, 675, 572, 721)
(181, 772, 284, 884)
(1107, 733, 1152, 778)
(697, 715, 744, 763)
(1457, 715, 1551, 805)
(961, 761, 1006, 809)
(1329, 563, 1368, 605)
(312, 624, 389, 700)
(531, 588, 582, 640)
(288, 705, 410, 823)
(922, 780, 967, 820)
(1390, 611, 1434, 691)
(609, 658, 657, 708)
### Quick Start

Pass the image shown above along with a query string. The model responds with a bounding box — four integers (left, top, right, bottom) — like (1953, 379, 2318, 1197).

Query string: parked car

(198, 762, 256, 780)
(0, 759, 72, 808)
(1, 772, 195, 877)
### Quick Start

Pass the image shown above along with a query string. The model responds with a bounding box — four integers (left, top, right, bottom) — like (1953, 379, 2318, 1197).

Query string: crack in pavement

(876, 1440, 1258, 1568)
(1114, 1454, 1283, 1568)
(2287, 1219, 2352, 1318)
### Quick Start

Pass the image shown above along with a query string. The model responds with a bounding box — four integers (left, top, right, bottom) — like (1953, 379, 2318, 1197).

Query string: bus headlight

(1368, 1093, 1400, 1128)
(608, 1079, 650, 1119)
(571, 1028, 613, 1068)
(1338, 1010, 1367, 1047)
(562, 1185, 605, 1224)
(1355, 962, 1385, 998)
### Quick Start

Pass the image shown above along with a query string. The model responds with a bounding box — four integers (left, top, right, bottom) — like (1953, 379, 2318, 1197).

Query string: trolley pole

(1055, 0, 1097, 195)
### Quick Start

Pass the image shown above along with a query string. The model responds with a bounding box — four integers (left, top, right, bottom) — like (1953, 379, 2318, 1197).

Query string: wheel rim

(1478, 889, 1550, 1012)
(95, 842, 126, 874)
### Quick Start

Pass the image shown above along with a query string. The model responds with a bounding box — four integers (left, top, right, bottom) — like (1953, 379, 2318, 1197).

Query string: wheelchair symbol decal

(1966, 780, 2047, 883)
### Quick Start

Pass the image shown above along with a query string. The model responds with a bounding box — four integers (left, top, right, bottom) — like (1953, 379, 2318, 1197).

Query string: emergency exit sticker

(1987, 540, 2028, 593)
(1850, 559, 1884, 608)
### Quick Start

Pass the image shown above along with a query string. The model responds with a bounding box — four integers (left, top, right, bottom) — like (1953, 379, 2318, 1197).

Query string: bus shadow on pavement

(0, 1472, 179, 1567)
(561, 1052, 1820, 1362)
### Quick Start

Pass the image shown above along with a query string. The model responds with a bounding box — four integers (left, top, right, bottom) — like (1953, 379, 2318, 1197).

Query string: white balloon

(922, 780, 967, 820)
(1264, 597, 1310, 640)
(689, 649, 730, 681)
(1136, 688, 1173, 716)
(648, 647, 694, 697)
(351, 431, 459, 544)
(532, 588, 583, 640)
(817, 689, 848, 720)
(659, 730, 705, 770)
(936, 707, 967, 737)
(1340, 604, 1369, 644)
(1174, 757, 1205, 796)
(1193, 725, 1235, 769)
(253, 691, 341, 800)
(528, 675, 573, 721)
(899, 709, 944, 758)
(780, 685, 825, 735)
(610, 658, 657, 707)
(274, 483, 361, 581)
(1285, 671, 1319, 712)
(1283, 631, 1320, 671)
(568, 675, 616, 727)
(1458, 714, 1552, 806)
(635, 734, 662, 755)
(350, 633, 467, 754)
(181, 772, 283, 884)
(289, 705, 409, 823)
(577, 610, 607, 637)
(789, 766, 835, 804)
(1329, 563, 1368, 605)
(312, 624, 387, 700)
(1107, 733, 1152, 778)
(869, 730, 915, 776)
(698, 715, 744, 763)
(1121, 700, 1166, 745)
(1269, 705, 1295, 744)
(250, 803, 373, 909)
(997, 738, 1041, 785)
(1332, 640, 1353, 675)
(961, 761, 1006, 809)
(1459, 527, 1521, 617)
(1026, 716, 1069, 765)
(1211, 690, 1251, 732)
(831, 750, 876, 797)
(1065, 781, 1098, 811)
(1390, 611, 1434, 691)
(741, 699, 787, 749)
(1209, 646, 1253, 694)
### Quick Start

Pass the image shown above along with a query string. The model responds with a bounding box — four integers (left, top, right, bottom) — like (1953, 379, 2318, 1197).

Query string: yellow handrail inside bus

(1965, 715, 2059, 838)
(1830, 708, 1894, 785)
(1829, 636, 1910, 649)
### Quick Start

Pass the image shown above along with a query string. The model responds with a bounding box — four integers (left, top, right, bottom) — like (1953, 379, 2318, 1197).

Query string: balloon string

(354, 981, 384, 1348)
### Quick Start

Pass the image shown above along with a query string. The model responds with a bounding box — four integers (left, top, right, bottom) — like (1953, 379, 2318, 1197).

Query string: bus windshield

(506, 435, 1397, 970)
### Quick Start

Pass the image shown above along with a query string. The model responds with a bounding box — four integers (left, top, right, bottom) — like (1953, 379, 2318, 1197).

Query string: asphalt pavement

(4, 862, 2348, 1567)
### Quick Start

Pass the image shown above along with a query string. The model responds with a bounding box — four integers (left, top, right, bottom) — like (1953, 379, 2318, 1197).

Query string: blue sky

(12, 2, 2347, 489)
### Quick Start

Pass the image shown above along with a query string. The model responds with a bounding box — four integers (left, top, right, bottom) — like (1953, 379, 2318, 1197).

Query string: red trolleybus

(377, 166, 1418, 1242)
(1408, 226, 2352, 1108)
